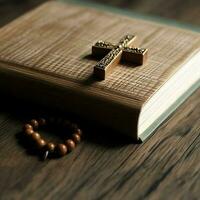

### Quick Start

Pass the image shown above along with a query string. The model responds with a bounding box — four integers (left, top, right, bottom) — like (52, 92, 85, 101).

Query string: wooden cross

(92, 35, 148, 80)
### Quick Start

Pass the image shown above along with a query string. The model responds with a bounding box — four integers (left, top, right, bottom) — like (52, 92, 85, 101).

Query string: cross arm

(117, 35, 137, 48)
(92, 35, 137, 58)
(92, 35, 148, 80)
(122, 47, 148, 65)
(94, 47, 122, 80)
(92, 41, 115, 57)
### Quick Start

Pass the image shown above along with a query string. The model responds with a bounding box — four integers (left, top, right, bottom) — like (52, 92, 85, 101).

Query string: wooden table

(91, 0, 200, 26)
(0, 1, 200, 199)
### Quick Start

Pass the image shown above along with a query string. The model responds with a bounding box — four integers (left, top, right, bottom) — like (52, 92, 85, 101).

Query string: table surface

(0, 1, 200, 200)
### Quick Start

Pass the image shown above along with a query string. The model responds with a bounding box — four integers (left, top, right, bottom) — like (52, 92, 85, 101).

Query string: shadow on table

(0, 94, 138, 153)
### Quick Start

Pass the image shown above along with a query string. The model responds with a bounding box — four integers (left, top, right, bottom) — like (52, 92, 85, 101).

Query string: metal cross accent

(92, 35, 148, 80)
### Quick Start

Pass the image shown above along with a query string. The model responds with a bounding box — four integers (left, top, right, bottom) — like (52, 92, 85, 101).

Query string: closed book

(0, 1, 199, 141)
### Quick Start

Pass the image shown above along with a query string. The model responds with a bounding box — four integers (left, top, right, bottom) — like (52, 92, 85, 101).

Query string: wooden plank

(0, 90, 199, 200)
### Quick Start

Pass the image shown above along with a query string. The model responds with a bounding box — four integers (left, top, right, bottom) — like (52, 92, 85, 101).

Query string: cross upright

(92, 35, 148, 80)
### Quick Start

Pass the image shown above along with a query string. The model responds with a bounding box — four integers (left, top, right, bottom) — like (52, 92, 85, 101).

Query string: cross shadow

(80, 73, 98, 86)
(80, 52, 141, 86)
(82, 54, 99, 61)
(79, 54, 104, 85)
(83, 49, 142, 82)
(120, 60, 141, 68)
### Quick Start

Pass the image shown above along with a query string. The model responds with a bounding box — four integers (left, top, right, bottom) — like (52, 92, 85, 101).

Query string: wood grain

(0, 1, 199, 199)
(0, 89, 199, 200)
(0, 2, 199, 106)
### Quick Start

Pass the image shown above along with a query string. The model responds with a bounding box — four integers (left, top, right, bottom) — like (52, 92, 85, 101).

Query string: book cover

(0, 1, 199, 141)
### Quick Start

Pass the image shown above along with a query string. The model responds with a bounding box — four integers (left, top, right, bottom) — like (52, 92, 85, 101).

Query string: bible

(0, 1, 199, 141)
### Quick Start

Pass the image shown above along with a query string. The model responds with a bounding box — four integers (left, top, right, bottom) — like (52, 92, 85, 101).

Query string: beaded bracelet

(23, 118, 82, 160)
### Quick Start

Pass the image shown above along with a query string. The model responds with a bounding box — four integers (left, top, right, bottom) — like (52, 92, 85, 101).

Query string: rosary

(22, 118, 82, 160)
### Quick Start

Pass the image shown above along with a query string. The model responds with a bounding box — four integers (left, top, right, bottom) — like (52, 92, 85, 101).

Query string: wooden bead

(36, 139, 46, 149)
(38, 118, 46, 126)
(72, 133, 81, 144)
(65, 139, 76, 151)
(22, 119, 82, 160)
(31, 132, 41, 141)
(24, 128, 34, 136)
(30, 119, 39, 129)
(75, 128, 82, 136)
(23, 124, 33, 131)
(46, 142, 55, 152)
(56, 144, 67, 156)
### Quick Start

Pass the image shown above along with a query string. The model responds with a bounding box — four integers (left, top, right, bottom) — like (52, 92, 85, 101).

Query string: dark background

(0, 0, 200, 28)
